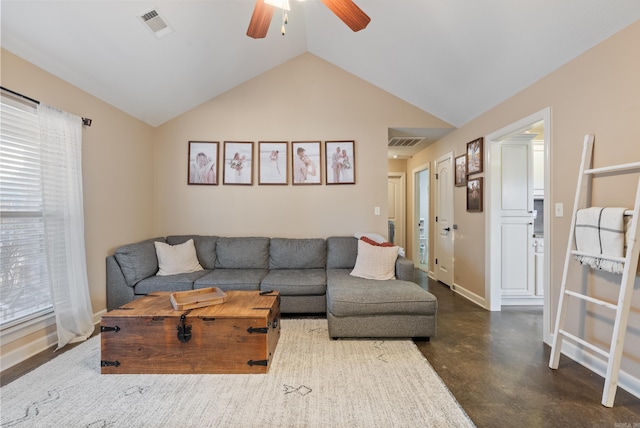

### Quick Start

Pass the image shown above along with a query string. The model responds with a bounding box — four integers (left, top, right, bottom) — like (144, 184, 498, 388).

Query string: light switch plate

(555, 203, 563, 217)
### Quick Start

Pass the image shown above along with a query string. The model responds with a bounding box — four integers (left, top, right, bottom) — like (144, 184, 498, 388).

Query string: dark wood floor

(413, 269, 640, 427)
(2, 270, 639, 427)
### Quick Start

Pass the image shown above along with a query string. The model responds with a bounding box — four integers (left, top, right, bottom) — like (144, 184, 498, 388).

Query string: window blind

(0, 94, 53, 328)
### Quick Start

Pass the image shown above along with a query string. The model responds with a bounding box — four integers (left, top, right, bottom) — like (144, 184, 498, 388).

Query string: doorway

(413, 165, 429, 273)
(388, 173, 406, 250)
(486, 108, 551, 343)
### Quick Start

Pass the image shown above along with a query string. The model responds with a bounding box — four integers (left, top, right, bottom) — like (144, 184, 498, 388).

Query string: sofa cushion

(166, 235, 218, 270)
(327, 270, 437, 317)
(350, 239, 399, 280)
(215, 237, 270, 269)
(194, 269, 267, 291)
(261, 269, 326, 295)
(134, 270, 210, 295)
(154, 239, 204, 276)
(114, 237, 165, 286)
(269, 238, 326, 269)
(326, 236, 358, 269)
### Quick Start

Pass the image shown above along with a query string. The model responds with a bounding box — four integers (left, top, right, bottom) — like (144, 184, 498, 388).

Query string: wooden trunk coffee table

(100, 290, 280, 374)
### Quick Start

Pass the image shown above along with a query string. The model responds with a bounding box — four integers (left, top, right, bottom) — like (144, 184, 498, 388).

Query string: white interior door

(387, 173, 405, 249)
(434, 153, 454, 286)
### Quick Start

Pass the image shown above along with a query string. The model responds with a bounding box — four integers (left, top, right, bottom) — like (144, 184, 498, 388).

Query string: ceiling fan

(247, 0, 370, 39)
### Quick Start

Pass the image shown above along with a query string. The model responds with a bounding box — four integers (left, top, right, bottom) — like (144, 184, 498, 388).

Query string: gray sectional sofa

(106, 235, 437, 339)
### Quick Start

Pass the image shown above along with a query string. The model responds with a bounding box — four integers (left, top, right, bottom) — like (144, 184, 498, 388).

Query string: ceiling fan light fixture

(247, 0, 369, 39)
(265, 0, 290, 10)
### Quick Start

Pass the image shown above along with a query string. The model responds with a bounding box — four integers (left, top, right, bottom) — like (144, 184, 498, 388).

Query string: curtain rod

(1, 85, 92, 127)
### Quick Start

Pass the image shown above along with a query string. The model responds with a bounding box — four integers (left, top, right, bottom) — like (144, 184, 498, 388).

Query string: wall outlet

(555, 203, 563, 217)
(374, 207, 380, 216)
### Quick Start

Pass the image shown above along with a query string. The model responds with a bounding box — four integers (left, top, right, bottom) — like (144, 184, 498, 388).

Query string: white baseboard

(451, 282, 487, 309)
(557, 338, 640, 402)
(0, 309, 106, 373)
(0, 329, 58, 372)
(93, 309, 107, 324)
(501, 296, 544, 306)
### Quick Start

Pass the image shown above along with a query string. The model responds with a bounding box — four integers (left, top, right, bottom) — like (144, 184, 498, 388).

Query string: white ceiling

(2, 1, 640, 155)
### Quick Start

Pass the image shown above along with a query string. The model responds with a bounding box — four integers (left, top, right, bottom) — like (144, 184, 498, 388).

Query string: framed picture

(292, 141, 321, 185)
(223, 141, 254, 185)
(455, 154, 467, 187)
(325, 140, 355, 185)
(258, 141, 288, 185)
(467, 177, 483, 212)
(188, 141, 218, 185)
(466, 137, 483, 175)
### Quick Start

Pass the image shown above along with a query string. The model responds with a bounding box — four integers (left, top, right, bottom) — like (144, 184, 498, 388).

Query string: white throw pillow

(350, 239, 399, 280)
(154, 239, 204, 276)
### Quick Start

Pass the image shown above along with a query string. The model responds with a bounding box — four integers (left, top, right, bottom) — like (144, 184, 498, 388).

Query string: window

(0, 93, 53, 329)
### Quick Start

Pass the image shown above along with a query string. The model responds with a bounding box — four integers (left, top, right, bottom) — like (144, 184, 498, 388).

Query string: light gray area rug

(1, 319, 474, 427)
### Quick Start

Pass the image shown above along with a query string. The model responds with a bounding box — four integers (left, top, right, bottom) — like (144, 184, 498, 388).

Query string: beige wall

(388, 159, 408, 173)
(407, 21, 640, 382)
(153, 53, 450, 238)
(1, 49, 155, 361)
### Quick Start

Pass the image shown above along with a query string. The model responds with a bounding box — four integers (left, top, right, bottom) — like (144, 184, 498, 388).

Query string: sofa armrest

(395, 256, 415, 282)
(106, 255, 135, 311)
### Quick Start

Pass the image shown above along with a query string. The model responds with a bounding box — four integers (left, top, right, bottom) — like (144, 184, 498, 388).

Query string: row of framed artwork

(455, 137, 483, 212)
(188, 140, 356, 186)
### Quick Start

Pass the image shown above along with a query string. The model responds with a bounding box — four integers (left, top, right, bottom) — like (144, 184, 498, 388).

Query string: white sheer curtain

(38, 103, 94, 350)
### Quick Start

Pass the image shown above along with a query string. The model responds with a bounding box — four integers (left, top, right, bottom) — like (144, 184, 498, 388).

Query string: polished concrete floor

(2, 271, 639, 427)
(413, 269, 640, 427)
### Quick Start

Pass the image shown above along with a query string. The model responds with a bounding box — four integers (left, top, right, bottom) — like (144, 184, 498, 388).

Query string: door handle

(444, 227, 451, 232)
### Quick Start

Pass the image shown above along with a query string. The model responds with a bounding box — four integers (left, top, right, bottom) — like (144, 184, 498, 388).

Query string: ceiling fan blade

(247, 0, 275, 39)
(320, 0, 371, 32)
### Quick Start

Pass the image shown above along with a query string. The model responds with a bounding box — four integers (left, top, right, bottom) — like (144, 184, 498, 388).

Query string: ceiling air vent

(139, 9, 174, 38)
(388, 137, 425, 147)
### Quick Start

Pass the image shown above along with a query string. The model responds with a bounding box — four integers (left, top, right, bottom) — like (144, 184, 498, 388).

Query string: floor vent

(388, 137, 425, 147)
(139, 9, 174, 38)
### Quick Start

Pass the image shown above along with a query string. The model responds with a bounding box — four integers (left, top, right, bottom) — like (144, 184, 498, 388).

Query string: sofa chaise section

(325, 236, 437, 339)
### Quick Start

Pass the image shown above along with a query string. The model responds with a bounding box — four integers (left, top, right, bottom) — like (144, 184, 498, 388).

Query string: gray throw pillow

(114, 237, 165, 286)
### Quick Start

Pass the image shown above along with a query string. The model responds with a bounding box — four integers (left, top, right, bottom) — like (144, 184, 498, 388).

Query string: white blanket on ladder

(574, 207, 628, 274)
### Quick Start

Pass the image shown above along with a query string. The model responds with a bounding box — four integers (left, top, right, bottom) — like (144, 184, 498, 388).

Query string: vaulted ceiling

(2, 1, 639, 139)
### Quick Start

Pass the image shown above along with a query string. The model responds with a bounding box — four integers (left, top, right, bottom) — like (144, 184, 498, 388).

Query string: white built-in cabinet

(499, 136, 543, 305)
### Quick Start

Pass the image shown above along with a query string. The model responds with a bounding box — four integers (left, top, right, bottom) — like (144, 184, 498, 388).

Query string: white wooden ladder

(548, 134, 640, 407)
